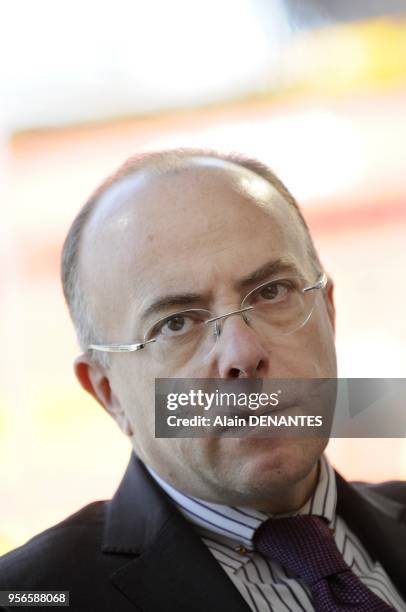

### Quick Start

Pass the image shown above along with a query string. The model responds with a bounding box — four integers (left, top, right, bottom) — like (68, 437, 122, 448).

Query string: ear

(324, 276, 336, 337)
(74, 353, 133, 436)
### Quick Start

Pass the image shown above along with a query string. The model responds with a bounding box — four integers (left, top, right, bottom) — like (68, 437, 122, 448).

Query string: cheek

(141, 351, 208, 378)
(265, 314, 336, 377)
(112, 360, 155, 425)
(301, 314, 336, 376)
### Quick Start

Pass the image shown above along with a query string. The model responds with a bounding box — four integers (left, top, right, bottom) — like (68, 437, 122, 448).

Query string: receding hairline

(84, 148, 302, 224)
(83, 154, 292, 241)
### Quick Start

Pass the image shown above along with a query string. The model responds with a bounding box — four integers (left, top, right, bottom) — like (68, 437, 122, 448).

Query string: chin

(229, 436, 326, 492)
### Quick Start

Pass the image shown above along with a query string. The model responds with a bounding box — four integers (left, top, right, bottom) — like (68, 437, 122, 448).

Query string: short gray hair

(61, 148, 321, 367)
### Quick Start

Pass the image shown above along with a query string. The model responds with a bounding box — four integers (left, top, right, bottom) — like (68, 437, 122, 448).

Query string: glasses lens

(242, 277, 317, 335)
(141, 278, 320, 360)
(145, 309, 213, 357)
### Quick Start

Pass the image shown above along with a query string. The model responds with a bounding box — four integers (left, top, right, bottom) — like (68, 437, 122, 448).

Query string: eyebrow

(140, 293, 206, 323)
(235, 257, 303, 290)
(140, 257, 302, 323)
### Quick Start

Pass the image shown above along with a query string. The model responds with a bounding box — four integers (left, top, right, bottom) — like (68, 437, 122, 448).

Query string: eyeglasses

(89, 273, 327, 358)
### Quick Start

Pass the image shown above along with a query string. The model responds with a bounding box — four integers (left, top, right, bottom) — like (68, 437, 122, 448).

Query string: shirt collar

(146, 454, 336, 549)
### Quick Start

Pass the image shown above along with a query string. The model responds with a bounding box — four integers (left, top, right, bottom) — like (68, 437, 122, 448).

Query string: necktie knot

(253, 515, 394, 611)
(254, 515, 347, 586)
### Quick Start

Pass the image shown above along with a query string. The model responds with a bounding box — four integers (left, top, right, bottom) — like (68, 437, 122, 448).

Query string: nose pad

(201, 306, 257, 367)
(212, 307, 253, 339)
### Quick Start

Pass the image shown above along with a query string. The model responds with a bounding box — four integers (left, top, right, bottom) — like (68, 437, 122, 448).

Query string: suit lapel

(336, 471, 406, 600)
(110, 512, 250, 612)
(102, 454, 250, 611)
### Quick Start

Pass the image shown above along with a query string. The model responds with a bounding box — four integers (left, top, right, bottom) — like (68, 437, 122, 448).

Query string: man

(0, 149, 405, 611)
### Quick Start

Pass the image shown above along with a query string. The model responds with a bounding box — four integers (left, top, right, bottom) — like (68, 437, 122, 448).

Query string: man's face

(79, 158, 336, 507)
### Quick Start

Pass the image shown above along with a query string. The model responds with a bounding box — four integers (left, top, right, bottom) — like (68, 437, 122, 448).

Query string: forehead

(80, 159, 310, 331)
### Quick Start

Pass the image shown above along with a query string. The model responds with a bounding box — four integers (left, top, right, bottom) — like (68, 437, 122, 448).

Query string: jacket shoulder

(350, 479, 406, 524)
(0, 501, 106, 588)
(353, 480, 406, 504)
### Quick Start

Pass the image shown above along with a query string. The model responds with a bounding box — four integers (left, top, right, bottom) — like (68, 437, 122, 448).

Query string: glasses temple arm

(303, 272, 327, 293)
(88, 338, 156, 353)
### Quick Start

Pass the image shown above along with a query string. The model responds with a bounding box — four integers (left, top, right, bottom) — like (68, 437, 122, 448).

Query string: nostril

(228, 359, 266, 379)
(257, 359, 265, 374)
(229, 368, 241, 378)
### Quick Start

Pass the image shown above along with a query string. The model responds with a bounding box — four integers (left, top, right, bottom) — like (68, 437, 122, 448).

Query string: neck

(254, 462, 320, 515)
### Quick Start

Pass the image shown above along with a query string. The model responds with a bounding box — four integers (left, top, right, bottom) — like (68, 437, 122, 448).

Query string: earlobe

(74, 354, 134, 436)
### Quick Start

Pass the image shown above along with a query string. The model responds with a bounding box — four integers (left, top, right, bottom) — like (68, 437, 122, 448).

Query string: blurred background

(1, 0, 405, 555)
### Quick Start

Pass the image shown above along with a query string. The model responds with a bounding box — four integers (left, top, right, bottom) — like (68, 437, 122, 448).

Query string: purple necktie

(253, 515, 394, 611)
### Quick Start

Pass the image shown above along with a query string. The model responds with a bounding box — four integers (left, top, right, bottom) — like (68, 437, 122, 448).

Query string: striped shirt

(147, 456, 405, 611)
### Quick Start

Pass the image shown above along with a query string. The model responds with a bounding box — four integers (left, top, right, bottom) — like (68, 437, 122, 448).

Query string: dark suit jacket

(1, 454, 405, 611)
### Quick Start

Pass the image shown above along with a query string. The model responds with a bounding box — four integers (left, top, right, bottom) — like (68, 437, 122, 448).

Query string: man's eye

(166, 316, 187, 332)
(160, 315, 195, 337)
(258, 282, 289, 302)
(146, 310, 210, 342)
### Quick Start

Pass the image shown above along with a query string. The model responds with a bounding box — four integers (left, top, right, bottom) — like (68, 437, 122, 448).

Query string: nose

(211, 314, 269, 379)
